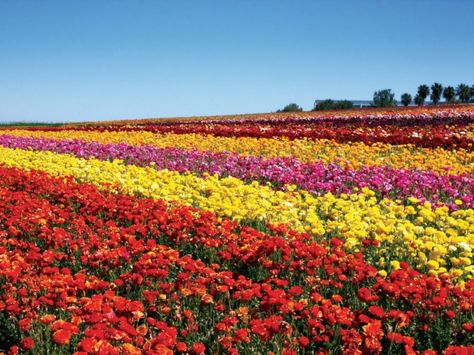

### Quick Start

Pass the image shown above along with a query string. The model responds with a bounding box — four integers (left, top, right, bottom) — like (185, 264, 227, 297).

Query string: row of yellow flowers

(3, 129, 473, 175)
(1, 146, 473, 282)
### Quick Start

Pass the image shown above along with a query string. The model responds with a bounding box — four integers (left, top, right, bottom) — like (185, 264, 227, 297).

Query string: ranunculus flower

(20, 337, 35, 350)
(52, 329, 72, 346)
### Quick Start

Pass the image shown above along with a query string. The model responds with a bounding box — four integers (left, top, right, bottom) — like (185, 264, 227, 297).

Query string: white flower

(458, 242, 472, 252)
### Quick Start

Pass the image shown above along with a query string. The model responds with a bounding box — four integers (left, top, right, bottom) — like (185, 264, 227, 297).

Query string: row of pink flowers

(0, 134, 472, 209)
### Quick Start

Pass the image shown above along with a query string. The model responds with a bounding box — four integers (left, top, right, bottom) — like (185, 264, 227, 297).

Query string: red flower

(8, 346, 19, 355)
(78, 337, 95, 352)
(119, 320, 138, 337)
(444, 345, 474, 355)
(176, 342, 187, 352)
(288, 286, 303, 297)
(368, 305, 385, 318)
(191, 342, 206, 354)
(20, 337, 35, 350)
(387, 332, 404, 344)
(154, 326, 177, 348)
(445, 310, 456, 319)
(298, 336, 310, 347)
(331, 294, 342, 303)
(330, 238, 343, 247)
(357, 288, 378, 303)
(18, 318, 32, 332)
(462, 322, 474, 332)
(234, 328, 250, 343)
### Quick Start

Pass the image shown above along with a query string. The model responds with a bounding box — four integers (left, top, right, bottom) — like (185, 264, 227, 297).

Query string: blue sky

(0, 0, 473, 122)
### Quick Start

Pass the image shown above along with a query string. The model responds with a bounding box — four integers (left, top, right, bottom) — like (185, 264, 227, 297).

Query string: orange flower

(137, 325, 148, 336)
(52, 329, 72, 346)
(363, 320, 384, 352)
(122, 343, 141, 355)
(153, 344, 173, 355)
(201, 294, 214, 304)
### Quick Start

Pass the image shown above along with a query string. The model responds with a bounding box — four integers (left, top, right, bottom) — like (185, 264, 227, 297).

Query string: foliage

(443, 86, 456, 104)
(414, 94, 423, 106)
(416, 85, 430, 106)
(277, 103, 303, 112)
(457, 83, 472, 103)
(313, 99, 354, 111)
(0, 122, 64, 127)
(430, 83, 443, 105)
(373, 89, 397, 107)
(400, 93, 412, 107)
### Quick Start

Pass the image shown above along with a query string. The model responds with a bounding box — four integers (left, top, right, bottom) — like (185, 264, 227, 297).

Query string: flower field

(1, 105, 474, 354)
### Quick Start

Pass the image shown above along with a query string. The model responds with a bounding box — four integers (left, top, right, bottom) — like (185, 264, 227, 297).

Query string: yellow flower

(427, 260, 440, 270)
(450, 269, 463, 278)
(390, 260, 401, 270)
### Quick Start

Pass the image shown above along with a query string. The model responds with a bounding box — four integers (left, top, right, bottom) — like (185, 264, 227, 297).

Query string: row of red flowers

(13, 122, 473, 150)
(4, 106, 474, 150)
(70, 122, 474, 150)
(0, 166, 473, 354)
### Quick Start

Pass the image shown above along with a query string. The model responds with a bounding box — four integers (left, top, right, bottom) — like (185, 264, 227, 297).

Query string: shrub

(313, 99, 354, 111)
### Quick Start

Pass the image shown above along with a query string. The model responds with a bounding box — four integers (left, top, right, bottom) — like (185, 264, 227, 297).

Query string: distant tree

(335, 100, 354, 109)
(430, 83, 443, 105)
(457, 83, 471, 103)
(277, 103, 303, 112)
(414, 94, 424, 106)
(314, 99, 335, 111)
(471, 85, 474, 102)
(443, 86, 456, 103)
(400, 93, 412, 107)
(416, 85, 430, 105)
(373, 89, 397, 107)
(313, 99, 354, 111)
